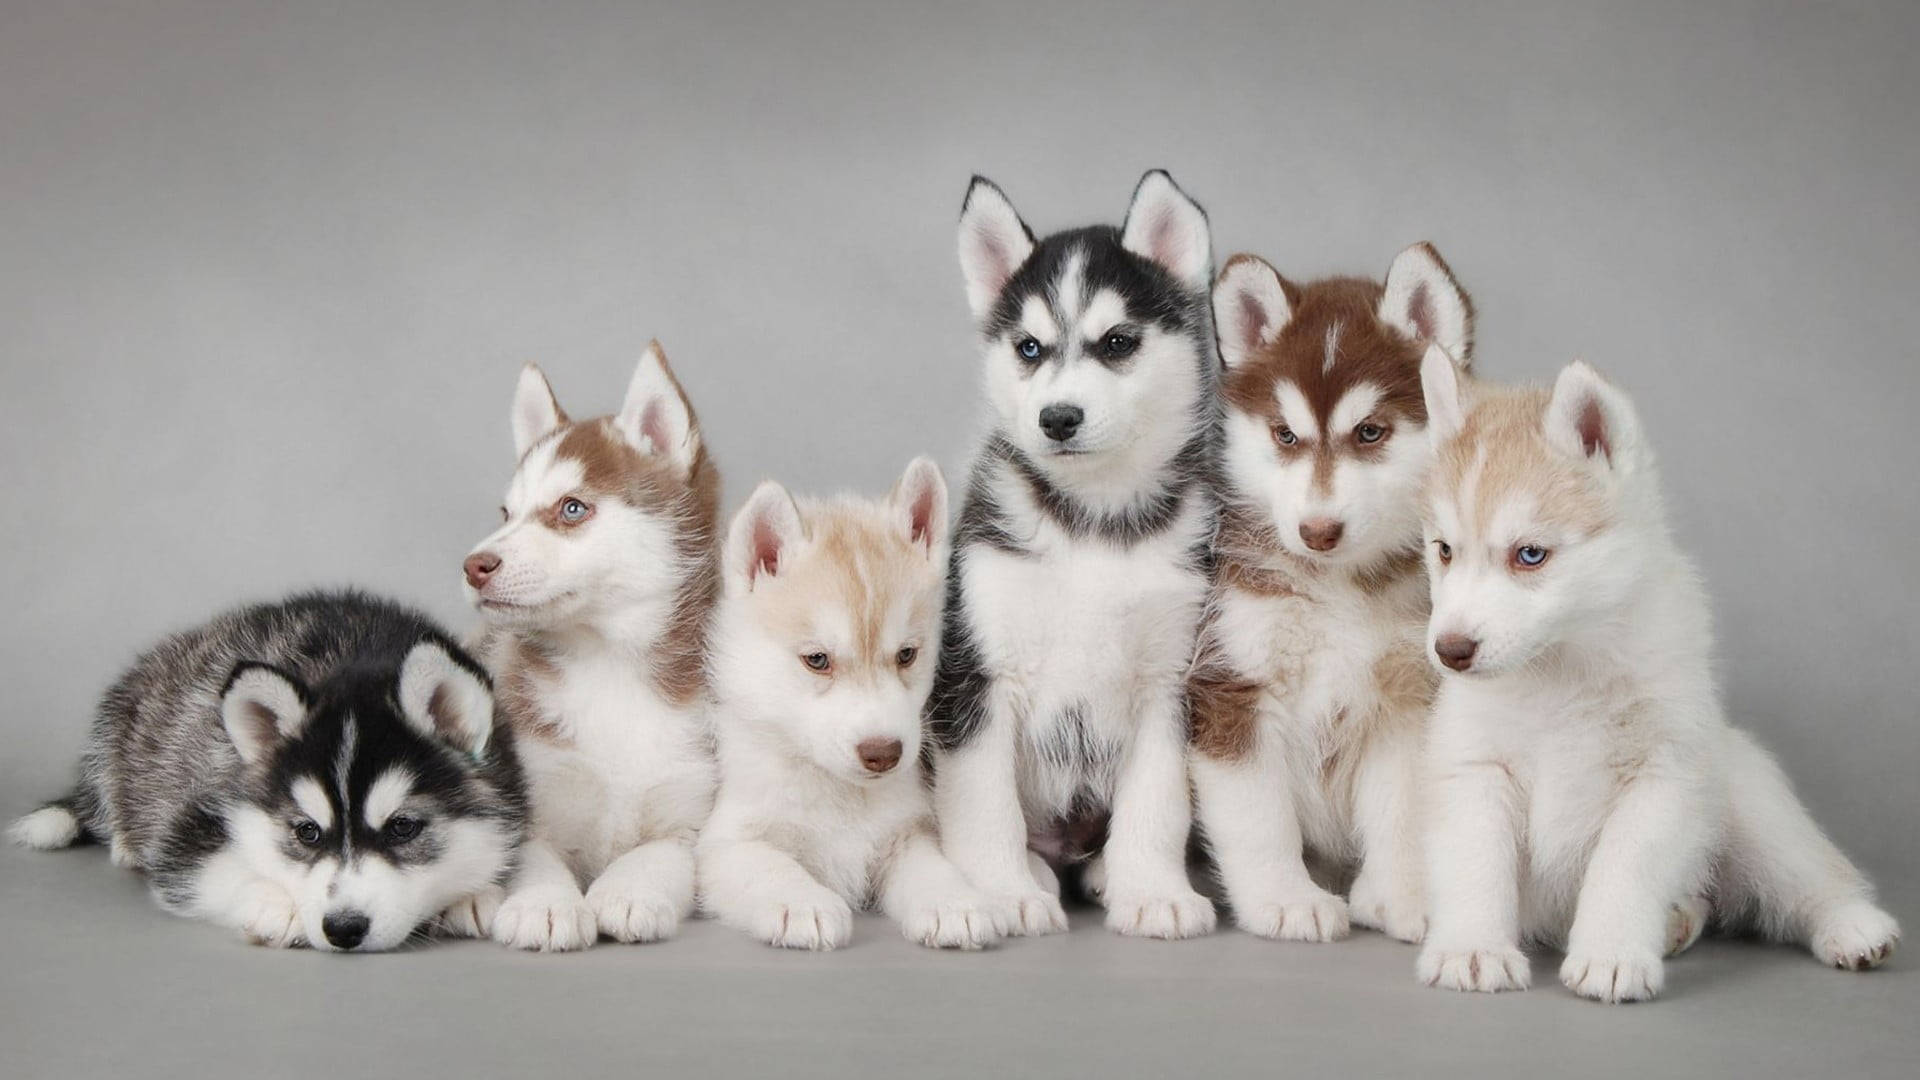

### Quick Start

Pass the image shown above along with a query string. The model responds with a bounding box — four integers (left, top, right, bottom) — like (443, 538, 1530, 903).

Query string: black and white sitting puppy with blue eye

(9, 591, 527, 952)
(928, 170, 1223, 938)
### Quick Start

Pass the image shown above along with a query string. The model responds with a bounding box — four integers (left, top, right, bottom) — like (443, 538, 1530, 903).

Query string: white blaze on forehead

(1272, 381, 1320, 441)
(1323, 321, 1344, 375)
(1018, 295, 1059, 345)
(506, 445, 586, 515)
(291, 778, 332, 831)
(1077, 289, 1128, 342)
(1329, 383, 1384, 434)
(1049, 249, 1086, 322)
(363, 768, 415, 831)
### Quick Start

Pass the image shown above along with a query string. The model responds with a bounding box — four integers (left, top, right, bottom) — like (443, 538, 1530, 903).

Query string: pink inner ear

(1406, 282, 1435, 340)
(1148, 208, 1177, 267)
(1236, 289, 1269, 355)
(750, 516, 783, 581)
(907, 483, 936, 550)
(1577, 397, 1612, 460)
(639, 400, 673, 457)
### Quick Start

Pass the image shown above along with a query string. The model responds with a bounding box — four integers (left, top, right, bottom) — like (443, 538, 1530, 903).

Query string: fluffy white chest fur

(518, 647, 715, 880)
(962, 491, 1210, 816)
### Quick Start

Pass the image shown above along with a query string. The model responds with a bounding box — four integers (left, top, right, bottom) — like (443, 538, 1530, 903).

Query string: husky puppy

(460, 341, 720, 951)
(9, 591, 525, 952)
(1188, 245, 1472, 944)
(1415, 357, 1901, 1001)
(699, 460, 1005, 950)
(930, 170, 1221, 938)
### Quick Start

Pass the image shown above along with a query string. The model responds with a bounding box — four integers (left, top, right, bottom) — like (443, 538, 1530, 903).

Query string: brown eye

(1355, 422, 1387, 444)
(1102, 331, 1138, 358)
(1434, 540, 1452, 565)
(293, 820, 323, 847)
(896, 646, 918, 668)
(801, 652, 831, 674)
(1272, 423, 1297, 447)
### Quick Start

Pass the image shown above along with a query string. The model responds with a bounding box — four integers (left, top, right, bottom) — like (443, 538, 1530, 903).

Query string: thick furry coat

(10, 590, 525, 952)
(1414, 357, 1900, 1001)
(929, 170, 1223, 938)
(1187, 245, 1472, 944)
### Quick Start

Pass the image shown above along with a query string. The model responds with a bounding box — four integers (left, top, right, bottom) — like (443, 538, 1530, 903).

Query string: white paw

(491, 890, 597, 952)
(237, 881, 305, 948)
(585, 878, 682, 944)
(748, 890, 854, 951)
(901, 896, 1006, 950)
(1560, 948, 1664, 1003)
(1235, 889, 1350, 943)
(437, 886, 504, 939)
(1347, 872, 1425, 943)
(1811, 900, 1900, 971)
(1106, 889, 1217, 940)
(987, 889, 1070, 937)
(1418, 943, 1531, 993)
(1666, 895, 1709, 957)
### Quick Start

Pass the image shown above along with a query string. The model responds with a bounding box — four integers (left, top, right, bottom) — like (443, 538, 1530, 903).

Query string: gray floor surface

(4, 839, 1913, 1080)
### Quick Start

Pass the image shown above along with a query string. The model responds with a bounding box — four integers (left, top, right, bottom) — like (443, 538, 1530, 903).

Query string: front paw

(585, 877, 682, 944)
(1235, 888, 1350, 943)
(748, 890, 854, 951)
(437, 886, 504, 939)
(1666, 895, 1709, 957)
(1811, 900, 1900, 971)
(901, 896, 1005, 950)
(237, 881, 305, 948)
(987, 890, 1070, 937)
(1106, 888, 1217, 940)
(491, 890, 597, 952)
(1418, 943, 1531, 993)
(1560, 948, 1664, 1003)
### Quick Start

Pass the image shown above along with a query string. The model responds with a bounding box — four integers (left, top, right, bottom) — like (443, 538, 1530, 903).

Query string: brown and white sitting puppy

(454, 342, 721, 951)
(1187, 245, 1471, 943)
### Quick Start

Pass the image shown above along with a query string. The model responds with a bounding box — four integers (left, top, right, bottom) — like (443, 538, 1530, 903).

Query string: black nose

(1039, 404, 1084, 442)
(322, 911, 371, 950)
(1434, 634, 1479, 672)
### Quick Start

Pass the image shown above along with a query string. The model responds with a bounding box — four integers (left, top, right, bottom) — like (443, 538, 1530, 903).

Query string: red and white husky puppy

(454, 342, 721, 951)
(698, 460, 1006, 950)
(1416, 356, 1899, 1001)
(1188, 245, 1471, 944)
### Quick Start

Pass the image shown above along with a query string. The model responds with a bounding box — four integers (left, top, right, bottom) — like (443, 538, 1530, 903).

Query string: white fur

(699, 463, 1004, 950)
(1379, 243, 1470, 359)
(9, 806, 80, 849)
(1213, 257, 1291, 371)
(1416, 361, 1900, 1002)
(468, 351, 718, 951)
(958, 178, 1036, 322)
(1120, 169, 1211, 290)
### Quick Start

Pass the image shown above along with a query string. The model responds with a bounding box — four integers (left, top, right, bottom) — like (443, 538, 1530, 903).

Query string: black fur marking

(985, 227, 1200, 341)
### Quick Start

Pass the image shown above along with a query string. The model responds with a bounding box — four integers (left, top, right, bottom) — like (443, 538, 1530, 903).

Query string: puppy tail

(8, 798, 87, 850)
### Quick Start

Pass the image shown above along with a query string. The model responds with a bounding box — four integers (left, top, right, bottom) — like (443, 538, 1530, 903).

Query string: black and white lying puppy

(9, 591, 527, 952)
(930, 170, 1222, 938)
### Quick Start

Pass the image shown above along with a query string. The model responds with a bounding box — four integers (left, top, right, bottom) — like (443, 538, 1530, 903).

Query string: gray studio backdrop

(2, 0, 1916, 897)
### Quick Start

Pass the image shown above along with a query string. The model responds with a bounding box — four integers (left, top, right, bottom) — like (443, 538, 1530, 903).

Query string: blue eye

(558, 498, 591, 524)
(1017, 338, 1042, 361)
(1514, 544, 1549, 568)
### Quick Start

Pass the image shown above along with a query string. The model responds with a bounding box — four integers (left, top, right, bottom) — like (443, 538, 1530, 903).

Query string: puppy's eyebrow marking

(363, 769, 414, 831)
(291, 778, 332, 831)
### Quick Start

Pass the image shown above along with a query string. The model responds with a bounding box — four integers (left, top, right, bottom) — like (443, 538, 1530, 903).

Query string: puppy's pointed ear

(958, 176, 1036, 323)
(889, 457, 949, 559)
(616, 341, 701, 477)
(1212, 255, 1292, 371)
(1380, 243, 1474, 366)
(1420, 343, 1468, 446)
(398, 639, 495, 758)
(1544, 361, 1643, 473)
(1122, 169, 1211, 290)
(726, 480, 806, 590)
(221, 663, 310, 766)
(512, 363, 568, 458)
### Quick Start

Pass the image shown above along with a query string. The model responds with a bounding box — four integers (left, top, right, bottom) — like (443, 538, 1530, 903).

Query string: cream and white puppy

(1416, 356, 1900, 1002)
(699, 460, 1004, 950)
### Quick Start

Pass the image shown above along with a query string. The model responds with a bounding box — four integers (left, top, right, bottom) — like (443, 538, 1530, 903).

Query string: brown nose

(856, 737, 904, 774)
(1434, 634, 1478, 672)
(463, 552, 502, 589)
(1299, 518, 1344, 552)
